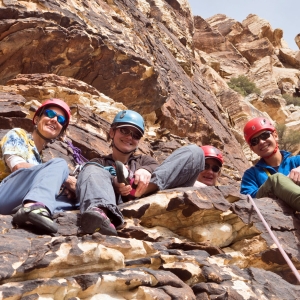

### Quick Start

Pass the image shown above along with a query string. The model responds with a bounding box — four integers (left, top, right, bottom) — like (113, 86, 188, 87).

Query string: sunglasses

(250, 131, 272, 147)
(44, 109, 67, 126)
(118, 127, 142, 140)
(205, 163, 220, 173)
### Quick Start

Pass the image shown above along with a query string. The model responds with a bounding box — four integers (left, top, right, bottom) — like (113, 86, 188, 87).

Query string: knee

(270, 173, 285, 182)
(188, 144, 204, 163)
(47, 158, 69, 173)
(78, 164, 108, 180)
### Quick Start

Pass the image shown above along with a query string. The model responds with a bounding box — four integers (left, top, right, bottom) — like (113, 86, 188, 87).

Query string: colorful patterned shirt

(0, 128, 41, 180)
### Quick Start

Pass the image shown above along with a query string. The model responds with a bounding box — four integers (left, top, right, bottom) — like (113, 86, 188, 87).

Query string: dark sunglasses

(44, 109, 67, 126)
(250, 131, 272, 147)
(118, 127, 142, 140)
(205, 163, 220, 173)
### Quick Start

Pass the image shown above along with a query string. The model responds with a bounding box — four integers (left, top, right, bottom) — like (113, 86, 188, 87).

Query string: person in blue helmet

(76, 110, 205, 236)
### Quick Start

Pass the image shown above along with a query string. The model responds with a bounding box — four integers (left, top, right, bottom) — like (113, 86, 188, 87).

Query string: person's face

(110, 125, 141, 153)
(249, 130, 278, 157)
(197, 158, 221, 186)
(35, 106, 66, 139)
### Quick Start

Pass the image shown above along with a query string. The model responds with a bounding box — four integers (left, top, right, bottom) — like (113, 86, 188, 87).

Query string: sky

(188, 0, 299, 50)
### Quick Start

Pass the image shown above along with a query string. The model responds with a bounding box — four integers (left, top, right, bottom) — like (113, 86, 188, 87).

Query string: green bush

(282, 94, 300, 106)
(275, 123, 300, 152)
(228, 75, 261, 96)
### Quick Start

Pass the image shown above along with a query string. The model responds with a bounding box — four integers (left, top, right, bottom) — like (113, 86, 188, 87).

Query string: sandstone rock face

(296, 33, 300, 49)
(193, 12, 300, 149)
(0, 0, 300, 299)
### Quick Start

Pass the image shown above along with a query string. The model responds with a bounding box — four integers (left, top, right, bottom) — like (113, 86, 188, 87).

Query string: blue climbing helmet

(112, 110, 145, 135)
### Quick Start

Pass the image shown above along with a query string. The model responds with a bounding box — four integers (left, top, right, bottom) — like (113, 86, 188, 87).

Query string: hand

(133, 168, 151, 197)
(63, 175, 77, 193)
(113, 177, 132, 196)
(60, 187, 76, 199)
(288, 167, 300, 184)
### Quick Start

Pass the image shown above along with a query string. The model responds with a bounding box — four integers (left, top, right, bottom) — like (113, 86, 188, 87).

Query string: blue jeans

(0, 158, 77, 215)
(76, 144, 205, 226)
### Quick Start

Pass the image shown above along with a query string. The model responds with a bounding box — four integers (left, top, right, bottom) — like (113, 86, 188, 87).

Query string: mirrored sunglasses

(118, 127, 142, 140)
(250, 131, 272, 147)
(204, 163, 220, 173)
(44, 109, 67, 126)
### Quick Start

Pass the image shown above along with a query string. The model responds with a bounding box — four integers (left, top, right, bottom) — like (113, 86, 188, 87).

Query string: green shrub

(282, 94, 300, 106)
(228, 75, 261, 96)
(275, 123, 300, 152)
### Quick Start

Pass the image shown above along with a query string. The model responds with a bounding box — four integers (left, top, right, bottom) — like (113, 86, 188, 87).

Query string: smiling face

(110, 125, 140, 154)
(250, 130, 278, 158)
(34, 105, 66, 140)
(197, 158, 221, 186)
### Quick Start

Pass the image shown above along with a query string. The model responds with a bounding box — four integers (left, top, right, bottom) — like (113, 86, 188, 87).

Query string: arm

(5, 155, 35, 172)
(240, 169, 260, 198)
(1, 128, 41, 173)
(114, 155, 159, 197)
(132, 155, 159, 195)
(287, 155, 300, 184)
(60, 175, 77, 199)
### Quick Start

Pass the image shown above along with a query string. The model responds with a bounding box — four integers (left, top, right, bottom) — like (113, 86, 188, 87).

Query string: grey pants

(256, 173, 300, 211)
(0, 158, 75, 215)
(76, 144, 205, 226)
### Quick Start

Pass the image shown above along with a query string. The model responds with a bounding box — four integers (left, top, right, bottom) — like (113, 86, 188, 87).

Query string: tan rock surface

(296, 33, 300, 49)
(1, 0, 300, 298)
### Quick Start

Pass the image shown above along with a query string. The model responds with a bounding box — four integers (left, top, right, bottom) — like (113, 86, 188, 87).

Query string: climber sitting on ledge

(240, 117, 300, 211)
(76, 109, 205, 236)
(194, 145, 223, 187)
(0, 99, 77, 234)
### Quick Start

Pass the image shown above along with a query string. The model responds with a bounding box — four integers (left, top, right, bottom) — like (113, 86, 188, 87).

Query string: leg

(150, 144, 205, 190)
(76, 165, 124, 231)
(256, 173, 300, 211)
(24, 158, 70, 214)
(0, 158, 69, 234)
(0, 158, 69, 215)
(135, 145, 204, 197)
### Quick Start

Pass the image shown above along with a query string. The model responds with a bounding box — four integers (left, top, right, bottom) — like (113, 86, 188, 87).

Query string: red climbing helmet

(201, 145, 224, 165)
(33, 98, 71, 127)
(243, 117, 275, 144)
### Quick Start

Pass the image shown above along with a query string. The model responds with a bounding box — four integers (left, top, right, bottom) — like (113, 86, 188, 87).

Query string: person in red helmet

(241, 117, 300, 211)
(0, 98, 77, 234)
(194, 145, 223, 187)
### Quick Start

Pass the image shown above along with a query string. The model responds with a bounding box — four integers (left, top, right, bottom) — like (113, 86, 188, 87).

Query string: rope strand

(247, 194, 300, 283)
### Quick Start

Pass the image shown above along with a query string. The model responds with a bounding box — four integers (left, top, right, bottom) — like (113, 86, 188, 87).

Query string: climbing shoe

(81, 207, 117, 236)
(115, 161, 137, 199)
(12, 202, 58, 234)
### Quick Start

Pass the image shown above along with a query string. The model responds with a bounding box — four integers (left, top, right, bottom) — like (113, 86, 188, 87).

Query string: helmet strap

(34, 124, 56, 144)
(111, 140, 136, 155)
(263, 143, 279, 159)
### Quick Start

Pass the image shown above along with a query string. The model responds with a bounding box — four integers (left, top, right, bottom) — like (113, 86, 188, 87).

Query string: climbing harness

(65, 140, 116, 177)
(247, 194, 300, 283)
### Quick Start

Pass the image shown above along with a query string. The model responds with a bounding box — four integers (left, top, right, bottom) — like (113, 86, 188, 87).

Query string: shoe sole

(13, 207, 58, 234)
(115, 161, 129, 185)
(81, 211, 118, 236)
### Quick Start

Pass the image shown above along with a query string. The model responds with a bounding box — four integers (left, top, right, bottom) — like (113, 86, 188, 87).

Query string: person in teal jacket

(241, 117, 300, 211)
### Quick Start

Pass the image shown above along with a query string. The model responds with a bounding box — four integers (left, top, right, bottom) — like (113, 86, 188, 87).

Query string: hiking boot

(115, 161, 137, 198)
(12, 202, 58, 234)
(81, 207, 117, 236)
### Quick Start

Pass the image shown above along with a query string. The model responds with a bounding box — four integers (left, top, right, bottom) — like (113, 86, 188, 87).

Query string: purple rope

(66, 140, 88, 165)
